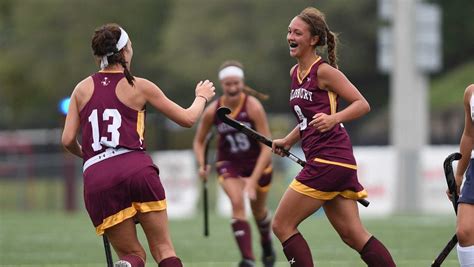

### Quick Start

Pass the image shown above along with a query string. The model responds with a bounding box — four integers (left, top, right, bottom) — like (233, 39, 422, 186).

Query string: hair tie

(100, 27, 129, 69)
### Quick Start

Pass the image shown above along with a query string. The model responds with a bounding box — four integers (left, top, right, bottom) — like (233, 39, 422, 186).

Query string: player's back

(79, 71, 146, 165)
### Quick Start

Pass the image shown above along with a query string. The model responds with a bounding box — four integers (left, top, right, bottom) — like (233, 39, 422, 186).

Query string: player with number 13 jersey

(62, 23, 215, 267)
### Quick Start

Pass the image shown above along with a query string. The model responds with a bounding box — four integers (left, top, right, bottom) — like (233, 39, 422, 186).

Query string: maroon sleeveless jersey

(290, 58, 356, 166)
(214, 94, 261, 162)
(79, 72, 146, 163)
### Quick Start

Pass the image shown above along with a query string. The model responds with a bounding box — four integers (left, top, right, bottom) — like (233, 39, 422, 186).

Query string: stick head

(216, 107, 232, 120)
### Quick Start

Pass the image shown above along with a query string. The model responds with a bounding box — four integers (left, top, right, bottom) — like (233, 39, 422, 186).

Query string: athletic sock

(231, 219, 255, 260)
(282, 233, 314, 267)
(457, 244, 474, 267)
(115, 254, 145, 267)
(158, 256, 183, 267)
(359, 236, 396, 267)
(255, 211, 272, 245)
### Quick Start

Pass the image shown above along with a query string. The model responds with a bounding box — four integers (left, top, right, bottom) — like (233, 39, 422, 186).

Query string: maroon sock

(120, 254, 145, 267)
(256, 211, 272, 245)
(158, 256, 183, 267)
(231, 219, 255, 260)
(359, 236, 395, 267)
(282, 233, 314, 267)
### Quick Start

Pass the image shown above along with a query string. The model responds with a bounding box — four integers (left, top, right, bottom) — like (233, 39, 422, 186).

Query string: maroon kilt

(83, 151, 166, 235)
(216, 160, 272, 192)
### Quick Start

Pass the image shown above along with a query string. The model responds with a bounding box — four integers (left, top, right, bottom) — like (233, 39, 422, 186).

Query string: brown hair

(91, 23, 135, 85)
(219, 60, 269, 101)
(297, 7, 338, 69)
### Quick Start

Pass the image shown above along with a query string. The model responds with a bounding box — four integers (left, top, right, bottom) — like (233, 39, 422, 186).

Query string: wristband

(197, 95, 208, 103)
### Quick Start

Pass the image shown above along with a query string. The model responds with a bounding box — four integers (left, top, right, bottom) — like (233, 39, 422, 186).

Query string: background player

(61, 23, 215, 267)
(271, 7, 395, 266)
(193, 60, 275, 267)
(449, 84, 474, 266)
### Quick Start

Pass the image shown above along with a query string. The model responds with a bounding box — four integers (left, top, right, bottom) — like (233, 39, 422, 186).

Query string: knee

(456, 224, 474, 246)
(337, 227, 362, 250)
(230, 197, 245, 214)
(251, 203, 266, 220)
(272, 217, 292, 240)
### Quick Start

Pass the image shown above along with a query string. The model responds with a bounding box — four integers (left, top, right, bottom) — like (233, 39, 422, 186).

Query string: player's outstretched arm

(61, 87, 83, 158)
(138, 78, 215, 128)
(455, 85, 474, 187)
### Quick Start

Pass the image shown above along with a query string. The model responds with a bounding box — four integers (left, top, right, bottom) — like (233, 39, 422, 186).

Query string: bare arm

(193, 101, 217, 177)
(138, 79, 215, 128)
(61, 87, 83, 158)
(247, 97, 272, 182)
(309, 64, 370, 132)
(455, 85, 474, 187)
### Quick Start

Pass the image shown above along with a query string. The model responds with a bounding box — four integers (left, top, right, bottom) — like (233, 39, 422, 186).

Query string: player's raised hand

(195, 80, 216, 103)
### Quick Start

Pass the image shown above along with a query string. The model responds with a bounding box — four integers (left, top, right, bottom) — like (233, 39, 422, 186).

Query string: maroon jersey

(79, 72, 146, 163)
(289, 58, 356, 167)
(214, 94, 261, 163)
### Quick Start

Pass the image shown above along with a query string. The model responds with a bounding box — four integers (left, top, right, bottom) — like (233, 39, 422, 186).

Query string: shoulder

(73, 76, 93, 99)
(246, 95, 266, 116)
(463, 84, 474, 103)
(134, 77, 157, 90)
(290, 64, 298, 76)
(465, 84, 474, 95)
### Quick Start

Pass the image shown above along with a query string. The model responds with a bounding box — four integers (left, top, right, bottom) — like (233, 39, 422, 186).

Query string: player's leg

(456, 203, 474, 266)
(250, 187, 275, 266)
(136, 210, 183, 267)
(323, 195, 395, 266)
(105, 218, 146, 267)
(221, 178, 255, 265)
(272, 187, 325, 267)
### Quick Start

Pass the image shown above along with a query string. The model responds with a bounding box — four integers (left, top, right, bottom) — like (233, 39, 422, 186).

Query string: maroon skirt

(290, 157, 367, 201)
(216, 160, 272, 192)
(83, 151, 166, 235)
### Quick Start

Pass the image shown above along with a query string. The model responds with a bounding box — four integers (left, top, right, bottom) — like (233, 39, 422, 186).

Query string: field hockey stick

(203, 131, 214, 237)
(216, 107, 370, 207)
(103, 235, 113, 267)
(431, 152, 462, 267)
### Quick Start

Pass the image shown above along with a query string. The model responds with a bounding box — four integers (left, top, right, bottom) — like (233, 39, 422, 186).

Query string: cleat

(238, 259, 256, 267)
(114, 260, 132, 267)
(262, 242, 276, 267)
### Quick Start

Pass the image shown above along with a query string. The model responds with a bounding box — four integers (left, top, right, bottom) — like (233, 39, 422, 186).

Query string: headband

(218, 66, 244, 80)
(100, 27, 129, 69)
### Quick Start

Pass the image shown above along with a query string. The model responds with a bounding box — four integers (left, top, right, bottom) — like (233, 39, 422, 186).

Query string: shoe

(261, 242, 276, 267)
(114, 260, 132, 267)
(238, 259, 255, 267)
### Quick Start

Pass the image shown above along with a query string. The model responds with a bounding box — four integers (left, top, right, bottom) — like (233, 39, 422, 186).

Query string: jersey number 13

(88, 109, 122, 151)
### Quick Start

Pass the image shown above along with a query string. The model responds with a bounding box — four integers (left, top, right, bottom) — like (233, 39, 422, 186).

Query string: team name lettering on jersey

(290, 88, 313, 102)
(217, 121, 252, 134)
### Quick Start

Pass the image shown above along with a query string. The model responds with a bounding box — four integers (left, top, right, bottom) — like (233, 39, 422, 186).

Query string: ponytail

(325, 27, 338, 69)
(243, 86, 269, 101)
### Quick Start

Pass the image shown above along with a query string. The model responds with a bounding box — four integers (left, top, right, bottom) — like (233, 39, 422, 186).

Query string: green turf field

(0, 211, 460, 266)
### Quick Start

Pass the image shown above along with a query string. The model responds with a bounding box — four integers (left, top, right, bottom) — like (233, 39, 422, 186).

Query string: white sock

(457, 244, 474, 267)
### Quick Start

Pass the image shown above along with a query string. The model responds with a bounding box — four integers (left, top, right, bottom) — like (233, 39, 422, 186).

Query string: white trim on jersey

(83, 147, 133, 172)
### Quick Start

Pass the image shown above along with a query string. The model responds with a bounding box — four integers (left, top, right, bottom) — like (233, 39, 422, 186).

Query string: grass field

(0, 210, 460, 267)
